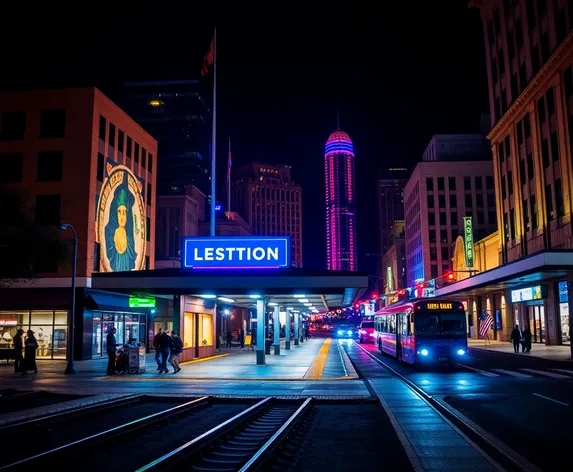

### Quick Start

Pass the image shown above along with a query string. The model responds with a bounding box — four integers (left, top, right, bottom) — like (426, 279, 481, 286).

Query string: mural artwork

(96, 162, 146, 272)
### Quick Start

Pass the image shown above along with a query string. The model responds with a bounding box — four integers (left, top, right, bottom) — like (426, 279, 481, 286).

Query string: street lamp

(60, 224, 77, 375)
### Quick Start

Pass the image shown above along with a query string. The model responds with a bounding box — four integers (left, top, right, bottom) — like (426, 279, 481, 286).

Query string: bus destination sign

(426, 302, 453, 310)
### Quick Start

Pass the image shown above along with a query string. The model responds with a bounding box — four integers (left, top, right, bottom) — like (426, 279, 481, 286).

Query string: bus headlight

(420, 349, 429, 356)
(457, 349, 465, 355)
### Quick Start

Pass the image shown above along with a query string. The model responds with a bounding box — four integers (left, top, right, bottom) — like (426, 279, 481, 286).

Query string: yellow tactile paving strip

(304, 338, 331, 379)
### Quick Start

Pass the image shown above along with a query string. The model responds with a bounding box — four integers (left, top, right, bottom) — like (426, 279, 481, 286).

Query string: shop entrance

(527, 305, 545, 343)
(92, 311, 147, 357)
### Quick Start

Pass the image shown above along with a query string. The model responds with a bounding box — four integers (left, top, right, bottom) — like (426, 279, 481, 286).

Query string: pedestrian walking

(510, 325, 523, 354)
(226, 330, 232, 349)
(21, 330, 38, 375)
(522, 325, 532, 352)
(13, 329, 24, 373)
(157, 330, 173, 373)
(169, 331, 183, 374)
(153, 328, 163, 372)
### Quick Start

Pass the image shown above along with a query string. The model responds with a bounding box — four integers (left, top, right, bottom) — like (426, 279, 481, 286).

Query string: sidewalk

(468, 338, 573, 362)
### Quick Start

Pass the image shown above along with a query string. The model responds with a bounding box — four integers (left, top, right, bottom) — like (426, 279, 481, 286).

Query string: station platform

(0, 337, 368, 399)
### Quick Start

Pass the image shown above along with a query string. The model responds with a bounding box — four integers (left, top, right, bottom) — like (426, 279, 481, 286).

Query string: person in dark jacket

(22, 330, 39, 375)
(169, 331, 184, 374)
(510, 325, 523, 353)
(522, 326, 532, 352)
(153, 328, 163, 372)
(13, 329, 24, 373)
(157, 330, 173, 373)
(106, 327, 119, 375)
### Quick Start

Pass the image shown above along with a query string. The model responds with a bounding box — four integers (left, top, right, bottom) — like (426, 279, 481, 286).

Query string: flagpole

(227, 137, 231, 218)
(210, 27, 217, 237)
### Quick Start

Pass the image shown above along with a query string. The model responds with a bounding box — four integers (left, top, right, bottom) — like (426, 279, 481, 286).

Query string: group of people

(153, 328, 184, 374)
(12, 328, 39, 375)
(510, 324, 533, 353)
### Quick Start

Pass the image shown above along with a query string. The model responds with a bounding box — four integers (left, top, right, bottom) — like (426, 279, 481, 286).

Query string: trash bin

(126, 344, 146, 374)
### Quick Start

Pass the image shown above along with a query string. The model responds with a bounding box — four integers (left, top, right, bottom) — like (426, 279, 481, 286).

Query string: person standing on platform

(13, 329, 24, 373)
(106, 327, 119, 375)
(157, 330, 173, 373)
(240, 328, 245, 349)
(22, 330, 38, 375)
(226, 330, 233, 349)
(522, 325, 532, 353)
(169, 331, 183, 374)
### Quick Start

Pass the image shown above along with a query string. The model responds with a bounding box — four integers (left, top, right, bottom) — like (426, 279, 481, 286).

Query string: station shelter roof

(91, 267, 369, 313)
(435, 250, 573, 298)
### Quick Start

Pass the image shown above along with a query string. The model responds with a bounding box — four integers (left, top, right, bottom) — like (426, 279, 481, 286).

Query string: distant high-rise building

(422, 134, 491, 162)
(120, 80, 210, 196)
(377, 168, 409, 256)
(232, 162, 303, 267)
(325, 130, 357, 271)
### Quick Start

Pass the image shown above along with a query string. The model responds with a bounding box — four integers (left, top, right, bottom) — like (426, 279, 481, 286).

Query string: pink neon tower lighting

(325, 129, 357, 271)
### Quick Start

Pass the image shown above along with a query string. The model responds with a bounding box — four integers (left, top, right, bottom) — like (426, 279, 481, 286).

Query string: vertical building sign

(463, 216, 474, 268)
(387, 266, 393, 293)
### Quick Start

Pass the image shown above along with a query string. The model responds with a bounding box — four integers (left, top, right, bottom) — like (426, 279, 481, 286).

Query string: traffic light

(444, 271, 456, 283)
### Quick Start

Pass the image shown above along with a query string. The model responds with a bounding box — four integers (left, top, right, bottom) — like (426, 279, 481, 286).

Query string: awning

(86, 289, 152, 312)
(435, 250, 573, 297)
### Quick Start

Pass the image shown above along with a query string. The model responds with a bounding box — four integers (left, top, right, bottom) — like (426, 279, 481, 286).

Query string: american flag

(479, 310, 494, 338)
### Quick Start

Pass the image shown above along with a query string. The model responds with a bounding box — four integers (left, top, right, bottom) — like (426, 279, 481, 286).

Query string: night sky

(1, 4, 489, 275)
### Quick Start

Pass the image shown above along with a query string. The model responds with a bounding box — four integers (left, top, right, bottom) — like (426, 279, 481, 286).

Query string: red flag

(201, 37, 214, 75)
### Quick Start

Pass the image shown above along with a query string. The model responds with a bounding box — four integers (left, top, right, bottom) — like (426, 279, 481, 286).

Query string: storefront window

(0, 311, 28, 353)
(125, 314, 140, 343)
(199, 314, 213, 347)
(183, 312, 195, 348)
(93, 311, 147, 358)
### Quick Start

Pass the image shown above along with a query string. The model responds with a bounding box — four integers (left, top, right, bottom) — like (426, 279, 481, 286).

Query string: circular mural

(96, 164, 146, 272)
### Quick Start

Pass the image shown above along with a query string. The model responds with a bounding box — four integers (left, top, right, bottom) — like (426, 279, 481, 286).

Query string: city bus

(373, 298, 467, 365)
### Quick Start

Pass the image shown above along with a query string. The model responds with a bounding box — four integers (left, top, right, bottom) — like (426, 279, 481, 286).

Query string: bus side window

(401, 314, 408, 337)
(409, 314, 415, 335)
(390, 315, 396, 334)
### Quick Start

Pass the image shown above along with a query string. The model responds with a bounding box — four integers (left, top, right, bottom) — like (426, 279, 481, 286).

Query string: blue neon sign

(182, 236, 291, 269)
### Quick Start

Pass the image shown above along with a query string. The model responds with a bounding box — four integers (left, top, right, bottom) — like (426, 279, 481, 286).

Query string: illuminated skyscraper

(325, 129, 357, 271)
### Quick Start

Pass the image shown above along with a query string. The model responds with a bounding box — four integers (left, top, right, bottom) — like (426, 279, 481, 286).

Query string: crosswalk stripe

(491, 369, 532, 378)
(521, 368, 571, 379)
(455, 363, 499, 377)
(550, 369, 573, 376)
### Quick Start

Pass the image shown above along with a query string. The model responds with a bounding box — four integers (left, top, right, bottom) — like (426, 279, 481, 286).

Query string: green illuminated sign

(387, 266, 393, 292)
(463, 216, 474, 268)
(129, 297, 156, 308)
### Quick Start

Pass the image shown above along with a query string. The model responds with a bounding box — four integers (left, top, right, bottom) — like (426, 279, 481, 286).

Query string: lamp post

(60, 224, 77, 375)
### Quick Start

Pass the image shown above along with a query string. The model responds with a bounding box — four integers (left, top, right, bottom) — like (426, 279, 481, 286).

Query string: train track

(137, 397, 314, 472)
(349, 340, 538, 472)
(0, 390, 85, 415)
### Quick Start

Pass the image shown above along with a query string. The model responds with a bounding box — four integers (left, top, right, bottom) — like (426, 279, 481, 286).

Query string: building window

(126, 136, 132, 158)
(555, 178, 565, 217)
(475, 176, 483, 190)
(438, 195, 445, 208)
(118, 130, 124, 153)
(464, 177, 471, 190)
(97, 152, 104, 182)
(546, 87, 555, 116)
(0, 193, 21, 225)
(99, 115, 106, 140)
(440, 212, 447, 225)
(0, 152, 23, 183)
(507, 171, 513, 195)
(37, 151, 63, 181)
(440, 229, 447, 243)
(519, 159, 526, 186)
(486, 176, 494, 190)
(542, 139, 550, 168)
(40, 109, 66, 138)
(538, 96, 546, 123)
(199, 313, 213, 346)
(141, 148, 146, 169)
(34, 195, 60, 226)
(545, 184, 554, 220)
(451, 211, 457, 225)
(437, 177, 445, 191)
(427, 194, 434, 209)
(527, 153, 534, 179)
(466, 194, 473, 208)
(109, 122, 116, 147)
(550, 132, 559, 162)
(428, 212, 435, 226)
(450, 194, 457, 208)
(146, 217, 150, 242)
(426, 177, 433, 191)
(0, 111, 25, 140)
(441, 247, 449, 261)
(431, 265, 438, 278)
(134, 142, 140, 164)
(531, 195, 538, 228)
(509, 209, 516, 241)
(503, 212, 509, 242)
(148, 154, 153, 173)
(523, 200, 530, 231)
(524, 113, 531, 137)
(448, 177, 456, 190)
(147, 182, 152, 206)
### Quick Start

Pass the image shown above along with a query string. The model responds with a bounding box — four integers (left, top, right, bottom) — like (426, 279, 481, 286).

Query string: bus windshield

(415, 312, 466, 336)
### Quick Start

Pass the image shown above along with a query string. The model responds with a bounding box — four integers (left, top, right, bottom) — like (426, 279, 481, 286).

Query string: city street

(345, 340, 573, 471)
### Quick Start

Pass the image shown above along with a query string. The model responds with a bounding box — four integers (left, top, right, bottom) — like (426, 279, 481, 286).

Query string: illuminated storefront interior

(0, 310, 68, 359)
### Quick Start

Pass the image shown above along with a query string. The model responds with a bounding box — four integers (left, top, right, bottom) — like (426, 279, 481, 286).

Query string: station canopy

(91, 268, 369, 314)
